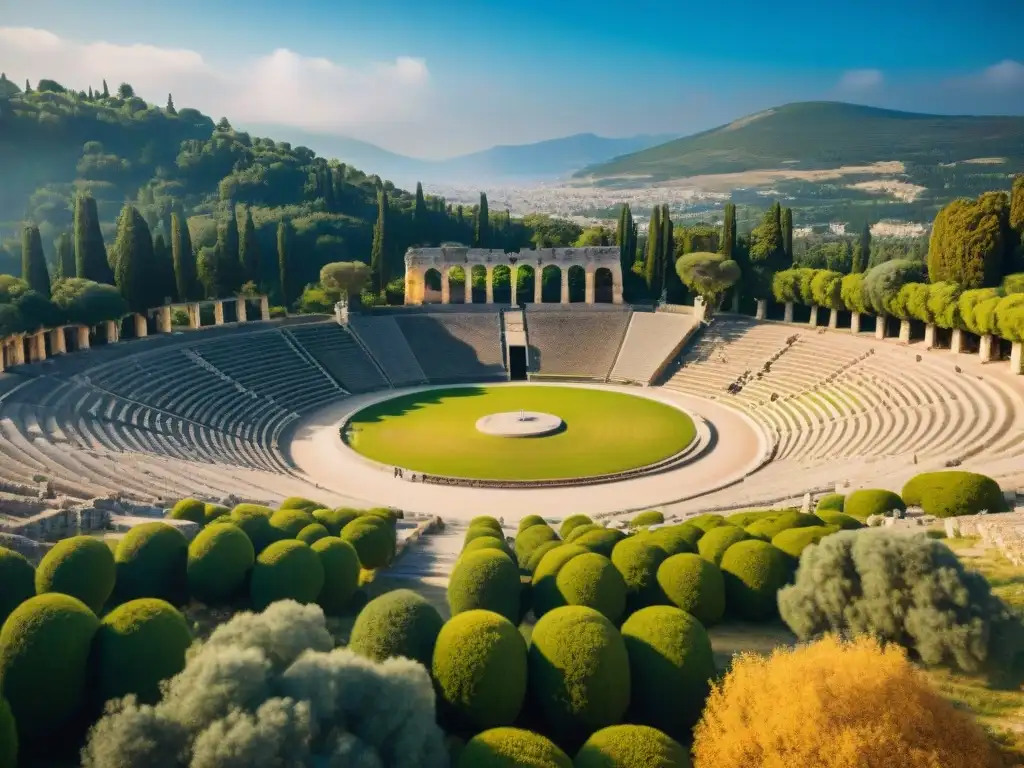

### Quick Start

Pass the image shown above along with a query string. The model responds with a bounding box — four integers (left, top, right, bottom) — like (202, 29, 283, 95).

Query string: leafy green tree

(112, 204, 160, 312)
(1010, 175, 1024, 268)
(171, 212, 199, 301)
(644, 205, 662, 296)
(475, 193, 489, 247)
(864, 259, 925, 316)
(152, 233, 176, 304)
(52, 279, 127, 326)
(239, 206, 261, 286)
(928, 191, 1013, 288)
(101, 80, 109, 98)
(370, 188, 388, 293)
(747, 202, 787, 298)
(165, 94, 176, 115)
(414, 182, 428, 244)
(117, 83, 134, 99)
(720, 202, 736, 260)
(781, 207, 794, 262)
(21, 225, 50, 298)
(320, 261, 371, 303)
(54, 232, 75, 281)
(74, 195, 114, 284)
(854, 222, 870, 274)
(676, 252, 741, 310)
(277, 220, 293, 305)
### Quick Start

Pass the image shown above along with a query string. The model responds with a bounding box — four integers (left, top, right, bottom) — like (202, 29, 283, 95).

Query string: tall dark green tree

(152, 233, 177, 304)
(112, 204, 160, 312)
(21, 225, 50, 298)
(239, 207, 261, 286)
(74, 194, 114, 284)
(171, 211, 199, 301)
(101, 80, 109, 98)
(223, 204, 240, 267)
(370, 187, 389, 293)
(644, 205, 663, 297)
(414, 182, 428, 244)
(54, 232, 75, 281)
(782, 207, 794, 263)
(721, 202, 737, 260)
(662, 205, 685, 303)
(278, 220, 293, 306)
(854, 221, 870, 274)
(215, 215, 244, 295)
(617, 204, 637, 279)
(166, 94, 176, 115)
(475, 193, 489, 247)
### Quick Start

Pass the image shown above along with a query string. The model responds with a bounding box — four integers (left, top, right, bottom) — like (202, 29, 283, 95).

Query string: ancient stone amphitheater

(2, 302, 1022, 541)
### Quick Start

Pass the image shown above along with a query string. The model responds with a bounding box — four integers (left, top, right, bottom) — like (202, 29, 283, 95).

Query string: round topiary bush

(278, 496, 326, 513)
(528, 606, 630, 740)
(297, 523, 330, 545)
(229, 504, 280, 554)
(725, 510, 778, 527)
(35, 535, 115, 614)
(532, 544, 589, 618)
(566, 523, 603, 543)
(269, 508, 316, 539)
(168, 498, 205, 525)
(312, 507, 362, 536)
(815, 493, 845, 514)
(186, 523, 255, 605)
(903, 471, 1008, 517)
(644, 523, 701, 557)
(515, 524, 560, 568)
(456, 727, 572, 768)
(814, 509, 864, 530)
(517, 515, 547, 534)
(559, 514, 592, 539)
(433, 609, 527, 731)
(572, 528, 625, 557)
(744, 511, 825, 542)
(719, 540, 790, 621)
(471, 515, 505, 533)
(629, 511, 664, 529)
(93, 598, 191, 705)
(696, 524, 750, 565)
(611, 537, 668, 609)
(249, 540, 325, 611)
(574, 724, 691, 768)
(114, 522, 189, 604)
(0, 594, 99, 744)
(525, 541, 564, 574)
(310, 536, 360, 614)
(448, 549, 521, 623)
(771, 526, 837, 560)
(0, 547, 33, 630)
(844, 489, 906, 522)
(202, 503, 229, 525)
(553, 553, 627, 624)
(340, 516, 396, 570)
(0, 695, 15, 768)
(686, 513, 727, 533)
(656, 553, 725, 626)
(348, 588, 444, 667)
(620, 605, 715, 738)
(462, 535, 512, 559)
(466, 524, 507, 548)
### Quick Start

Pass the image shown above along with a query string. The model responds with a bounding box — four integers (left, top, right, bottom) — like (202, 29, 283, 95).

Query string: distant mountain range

(242, 125, 677, 185)
(575, 102, 1024, 182)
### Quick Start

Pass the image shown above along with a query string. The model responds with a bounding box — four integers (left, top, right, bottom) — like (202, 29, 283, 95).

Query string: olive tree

(676, 252, 741, 310)
(320, 262, 371, 307)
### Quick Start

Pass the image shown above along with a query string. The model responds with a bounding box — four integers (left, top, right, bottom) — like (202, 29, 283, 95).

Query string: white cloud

(979, 60, 1024, 88)
(0, 26, 431, 132)
(836, 69, 884, 92)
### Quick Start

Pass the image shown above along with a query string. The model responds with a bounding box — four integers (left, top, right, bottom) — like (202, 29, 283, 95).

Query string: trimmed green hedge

(515, 524, 560, 568)
(312, 507, 361, 536)
(278, 496, 326, 513)
(456, 728, 572, 768)
(574, 724, 691, 768)
(466, 524, 506, 548)
(433, 609, 527, 731)
(528, 606, 630, 741)
(656, 553, 725, 626)
(559, 515, 593, 539)
(168, 498, 205, 525)
(114, 522, 189, 604)
(686, 513, 727, 533)
(620, 605, 715, 739)
(297, 523, 330, 545)
(471, 516, 504, 532)
(186, 524, 255, 605)
(771, 526, 838, 560)
(815, 510, 864, 530)
(34, 536, 115, 614)
(610, 537, 668, 609)
(629, 511, 664, 529)
(719, 540, 790, 621)
(249, 540, 324, 611)
(745, 511, 825, 541)
(0, 695, 15, 768)
(532, 544, 589, 618)
(525, 541, 564, 574)
(815, 494, 845, 513)
(725, 510, 779, 527)
(566, 523, 603, 543)
(696, 524, 749, 565)
(349, 589, 443, 667)
(0, 594, 98, 744)
(902, 471, 1008, 517)
(310, 537, 361, 614)
(644, 524, 701, 556)
(229, 504, 279, 553)
(554, 553, 627, 624)
(93, 598, 191, 705)
(518, 515, 548, 533)
(0, 548, 33, 629)
(269, 508, 316, 539)
(844, 489, 906, 522)
(448, 549, 521, 623)
(202, 503, 229, 525)
(573, 528, 626, 558)
(340, 516, 396, 570)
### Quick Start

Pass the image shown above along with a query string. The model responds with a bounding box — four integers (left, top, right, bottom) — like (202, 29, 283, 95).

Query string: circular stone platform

(475, 411, 563, 437)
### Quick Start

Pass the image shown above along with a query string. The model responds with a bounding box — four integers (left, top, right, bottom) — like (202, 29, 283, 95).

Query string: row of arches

(420, 265, 616, 304)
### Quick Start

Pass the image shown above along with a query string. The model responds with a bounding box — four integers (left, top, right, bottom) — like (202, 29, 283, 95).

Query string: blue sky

(2, 0, 1023, 158)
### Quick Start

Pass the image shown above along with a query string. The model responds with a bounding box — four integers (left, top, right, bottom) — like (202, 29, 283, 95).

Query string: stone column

(134, 314, 148, 339)
(560, 270, 570, 304)
(755, 299, 767, 320)
(464, 274, 473, 305)
(1011, 342, 1024, 375)
(809, 306, 819, 328)
(899, 319, 911, 344)
(828, 308, 839, 329)
(12, 337, 25, 366)
(784, 302, 794, 323)
(105, 320, 119, 343)
(510, 268, 518, 306)
(189, 303, 201, 329)
(534, 269, 544, 304)
(440, 272, 451, 305)
(850, 312, 861, 334)
(29, 332, 46, 363)
(924, 323, 936, 349)
(979, 334, 995, 363)
(158, 306, 172, 333)
(49, 327, 66, 356)
(693, 296, 707, 323)
(260, 295, 271, 320)
(214, 301, 225, 325)
(486, 268, 494, 304)
(611, 266, 624, 304)
(584, 270, 596, 304)
(76, 326, 90, 351)
(875, 317, 886, 340)
(236, 297, 248, 323)
(951, 328, 963, 354)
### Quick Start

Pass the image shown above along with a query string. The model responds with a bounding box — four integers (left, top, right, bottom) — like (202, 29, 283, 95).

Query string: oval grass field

(344, 385, 696, 481)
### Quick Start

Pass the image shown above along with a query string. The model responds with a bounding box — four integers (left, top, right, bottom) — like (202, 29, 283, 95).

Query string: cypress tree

(223, 204, 240, 267)
(278, 220, 293, 306)
(239, 207, 261, 286)
(102, 80, 109, 98)
(54, 232, 75, 281)
(112, 205, 159, 312)
(854, 221, 870, 274)
(782, 207, 794, 263)
(414, 182, 428, 244)
(215, 218, 243, 296)
(24, 79, 31, 94)
(644, 205, 662, 296)
(74, 194, 114, 284)
(171, 212, 199, 301)
(721, 202, 736, 259)
(166, 93, 176, 115)
(152, 233, 176, 304)
(21, 225, 50, 298)
(87, 86, 94, 100)
(475, 193, 489, 247)
(370, 187, 388, 293)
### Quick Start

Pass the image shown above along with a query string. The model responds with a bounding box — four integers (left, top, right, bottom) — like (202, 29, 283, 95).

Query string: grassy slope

(578, 102, 1024, 181)
(346, 385, 696, 480)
